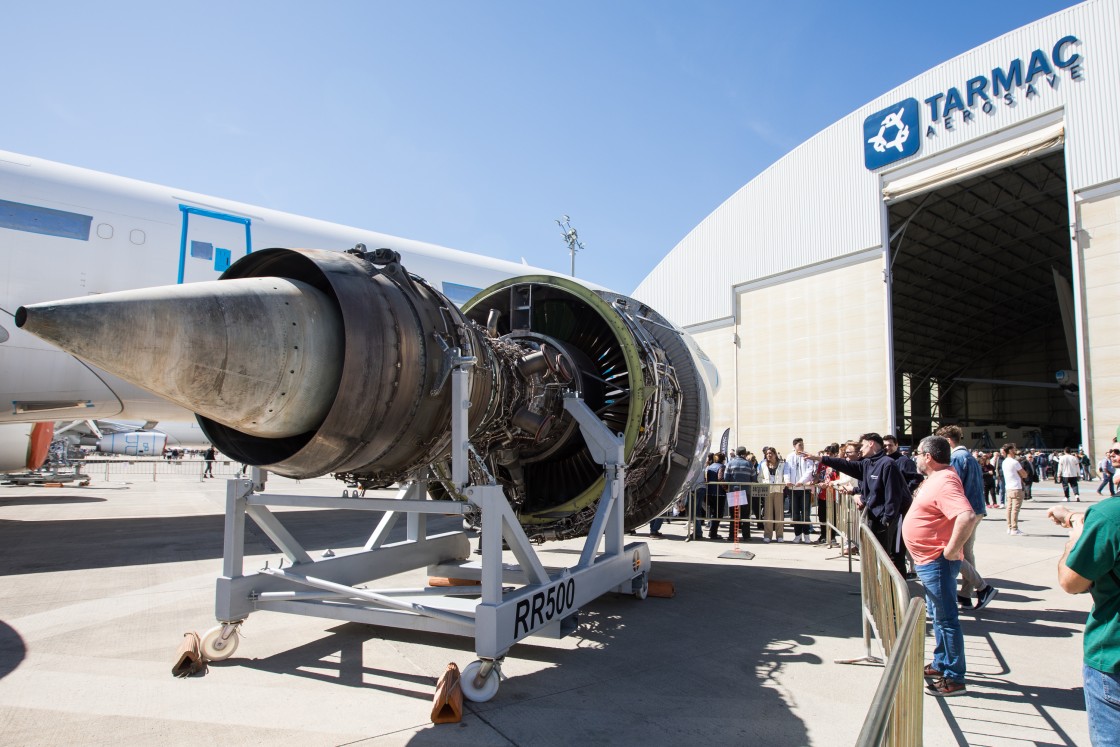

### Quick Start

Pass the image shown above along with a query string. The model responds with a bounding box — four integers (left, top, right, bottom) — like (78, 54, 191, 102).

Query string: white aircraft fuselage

(0, 150, 549, 470)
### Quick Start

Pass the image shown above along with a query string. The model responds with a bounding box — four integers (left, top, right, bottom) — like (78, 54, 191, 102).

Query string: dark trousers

(694, 487, 707, 538)
(790, 488, 812, 537)
(1062, 476, 1081, 498)
(706, 489, 726, 537)
(869, 513, 907, 577)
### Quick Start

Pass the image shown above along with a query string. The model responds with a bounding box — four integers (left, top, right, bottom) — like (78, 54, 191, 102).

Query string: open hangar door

(885, 142, 1080, 450)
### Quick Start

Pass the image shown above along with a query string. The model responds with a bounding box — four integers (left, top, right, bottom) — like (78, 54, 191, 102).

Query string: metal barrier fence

(81, 458, 244, 481)
(662, 481, 923, 744)
(839, 522, 924, 746)
(846, 522, 911, 661)
(855, 597, 926, 747)
(682, 482, 859, 571)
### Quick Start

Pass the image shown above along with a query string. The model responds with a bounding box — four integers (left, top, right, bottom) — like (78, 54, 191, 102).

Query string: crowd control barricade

(839, 522, 923, 745)
(83, 458, 241, 482)
(838, 522, 912, 663)
(855, 597, 926, 747)
(686, 482, 857, 565)
(827, 488, 861, 573)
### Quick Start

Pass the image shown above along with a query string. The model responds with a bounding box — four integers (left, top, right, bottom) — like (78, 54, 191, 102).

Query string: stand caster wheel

(200, 623, 240, 661)
(461, 659, 501, 702)
(632, 572, 649, 600)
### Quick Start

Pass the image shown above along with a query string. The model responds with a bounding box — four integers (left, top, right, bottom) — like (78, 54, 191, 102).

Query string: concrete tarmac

(0, 469, 1102, 745)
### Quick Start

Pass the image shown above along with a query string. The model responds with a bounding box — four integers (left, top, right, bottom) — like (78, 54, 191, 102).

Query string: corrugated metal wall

(635, 0, 1119, 329)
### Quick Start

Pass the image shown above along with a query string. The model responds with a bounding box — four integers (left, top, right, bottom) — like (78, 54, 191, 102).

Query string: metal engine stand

(204, 357, 651, 701)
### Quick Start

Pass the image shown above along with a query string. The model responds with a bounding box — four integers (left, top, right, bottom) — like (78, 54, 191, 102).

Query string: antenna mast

(556, 215, 585, 277)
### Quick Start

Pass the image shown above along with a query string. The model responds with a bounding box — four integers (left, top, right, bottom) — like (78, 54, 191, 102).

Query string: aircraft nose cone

(16, 278, 344, 438)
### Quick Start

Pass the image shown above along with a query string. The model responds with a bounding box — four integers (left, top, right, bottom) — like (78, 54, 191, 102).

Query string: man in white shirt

(783, 437, 816, 543)
(1002, 443, 1028, 535)
(1057, 447, 1082, 502)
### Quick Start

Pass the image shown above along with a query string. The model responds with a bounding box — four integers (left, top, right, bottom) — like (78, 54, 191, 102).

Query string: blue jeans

(915, 555, 965, 683)
(1084, 663, 1120, 746)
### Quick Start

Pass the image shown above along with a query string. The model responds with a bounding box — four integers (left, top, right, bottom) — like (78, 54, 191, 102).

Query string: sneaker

(975, 585, 999, 610)
(1010, 529, 1024, 536)
(957, 595, 974, 610)
(926, 677, 967, 697)
(792, 535, 802, 544)
(923, 664, 942, 679)
(775, 537, 784, 543)
(762, 538, 771, 543)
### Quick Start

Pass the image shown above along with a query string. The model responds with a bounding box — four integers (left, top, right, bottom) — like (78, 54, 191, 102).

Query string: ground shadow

(0, 495, 106, 507)
(0, 511, 464, 576)
(0, 620, 26, 680)
(219, 561, 859, 745)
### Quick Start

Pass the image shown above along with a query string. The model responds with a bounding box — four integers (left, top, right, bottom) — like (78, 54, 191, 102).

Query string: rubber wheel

(460, 660, 500, 702)
(633, 573, 649, 600)
(200, 624, 240, 661)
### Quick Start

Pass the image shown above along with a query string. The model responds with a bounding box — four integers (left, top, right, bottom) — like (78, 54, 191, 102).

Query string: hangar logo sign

(862, 35, 1083, 171)
(863, 98, 920, 169)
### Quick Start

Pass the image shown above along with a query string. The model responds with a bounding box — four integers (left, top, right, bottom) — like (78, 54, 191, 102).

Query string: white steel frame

(212, 354, 651, 693)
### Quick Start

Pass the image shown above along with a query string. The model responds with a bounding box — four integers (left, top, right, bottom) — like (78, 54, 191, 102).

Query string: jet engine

(16, 247, 711, 539)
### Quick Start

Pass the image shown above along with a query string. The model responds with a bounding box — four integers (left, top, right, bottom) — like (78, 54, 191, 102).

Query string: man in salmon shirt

(904, 435, 981, 697)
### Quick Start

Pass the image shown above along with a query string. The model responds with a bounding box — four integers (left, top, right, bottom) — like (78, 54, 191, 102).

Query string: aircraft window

(130, 229, 146, 245)
(191, 240, 214, 260)
(442, 281, 482, 306)
(97, 223, 114, 239)
(0, 199, 92, 241)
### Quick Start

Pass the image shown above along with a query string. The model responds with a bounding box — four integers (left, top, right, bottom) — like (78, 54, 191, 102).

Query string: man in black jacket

(807, 432, 912, 576)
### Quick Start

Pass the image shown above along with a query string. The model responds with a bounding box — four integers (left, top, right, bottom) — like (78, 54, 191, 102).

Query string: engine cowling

(0, 422, 53, 472)
(16, 247, 712, 539)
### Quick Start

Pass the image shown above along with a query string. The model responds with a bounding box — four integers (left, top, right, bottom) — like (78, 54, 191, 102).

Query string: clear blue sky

(2, 1, 1081, 293)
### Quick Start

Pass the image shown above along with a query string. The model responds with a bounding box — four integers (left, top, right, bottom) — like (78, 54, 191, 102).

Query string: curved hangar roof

(634, 0, 1119, 329)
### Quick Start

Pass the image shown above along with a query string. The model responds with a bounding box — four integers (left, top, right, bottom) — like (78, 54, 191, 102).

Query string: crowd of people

(670, 429, 1118, 731)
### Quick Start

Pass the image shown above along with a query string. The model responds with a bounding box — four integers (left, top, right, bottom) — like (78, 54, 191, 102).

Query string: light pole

(556, 215, 585, 277)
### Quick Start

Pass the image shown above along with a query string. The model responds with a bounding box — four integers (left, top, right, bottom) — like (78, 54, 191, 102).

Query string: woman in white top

(759, 447, 785, 543)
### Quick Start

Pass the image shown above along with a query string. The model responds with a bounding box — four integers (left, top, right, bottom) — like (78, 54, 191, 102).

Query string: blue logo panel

(863, 98, 920, 169)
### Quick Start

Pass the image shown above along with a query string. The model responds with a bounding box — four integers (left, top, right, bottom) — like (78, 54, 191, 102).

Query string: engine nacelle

(16, 247, 711, 538)
(0, 422, 53, 472)
(95, 431, 168, 457)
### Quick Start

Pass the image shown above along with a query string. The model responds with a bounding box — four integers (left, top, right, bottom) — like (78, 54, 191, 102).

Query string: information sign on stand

(719, 488, 755, 561)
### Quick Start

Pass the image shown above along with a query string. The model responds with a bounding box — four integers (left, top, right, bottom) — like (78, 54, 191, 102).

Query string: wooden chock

(431, 662, 464, 724)
(647, 579, 675, 598)
(171, 631, 205, 678)
(428, 577, 482, 587)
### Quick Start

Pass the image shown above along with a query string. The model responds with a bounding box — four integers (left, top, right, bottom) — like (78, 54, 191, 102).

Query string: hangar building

(635, 0, 1119, 459)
